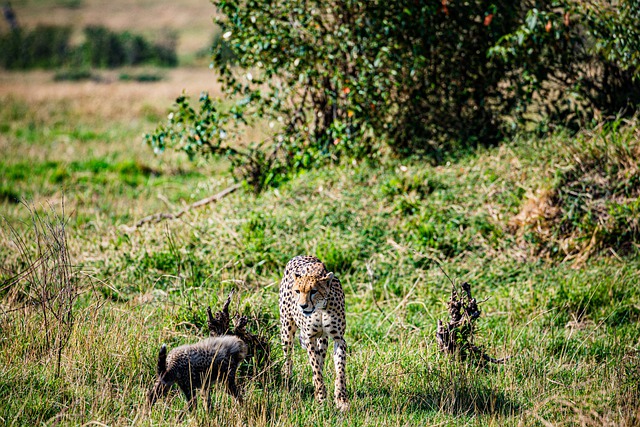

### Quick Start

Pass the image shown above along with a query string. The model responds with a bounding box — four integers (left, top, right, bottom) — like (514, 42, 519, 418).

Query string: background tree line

(0, 24, 177, 69)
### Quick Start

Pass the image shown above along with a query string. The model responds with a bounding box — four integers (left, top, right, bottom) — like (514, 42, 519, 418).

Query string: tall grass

(2, 201, 83, 378)
(1, 78, 639, 425)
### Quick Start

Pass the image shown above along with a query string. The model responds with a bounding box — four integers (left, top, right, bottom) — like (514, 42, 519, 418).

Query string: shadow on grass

(405, 382, 521, 417)
(355, 375, 521, 418)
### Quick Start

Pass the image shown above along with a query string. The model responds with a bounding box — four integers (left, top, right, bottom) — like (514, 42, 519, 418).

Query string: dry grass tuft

(509, 189, 559, 244)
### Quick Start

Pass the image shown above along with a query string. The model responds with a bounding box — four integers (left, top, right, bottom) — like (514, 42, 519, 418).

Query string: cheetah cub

(279, 255, 349, 411)
(147, 335, 247, 411)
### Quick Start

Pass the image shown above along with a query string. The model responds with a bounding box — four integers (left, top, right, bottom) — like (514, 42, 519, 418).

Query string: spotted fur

(279, 255, 349, 411)
(147, 335, 247, 410)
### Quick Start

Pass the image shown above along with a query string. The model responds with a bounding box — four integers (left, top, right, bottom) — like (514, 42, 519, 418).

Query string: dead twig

(435, 281, 509, 365)
(207, 292, 271, 378)
(127, 183, 241, 230)
(206, 291, 233, 336)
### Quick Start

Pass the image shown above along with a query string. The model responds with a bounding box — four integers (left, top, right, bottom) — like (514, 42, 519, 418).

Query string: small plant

(436, 281, 507, 365)
(4, 202, 81, 377)
(207, 292, 271, 378)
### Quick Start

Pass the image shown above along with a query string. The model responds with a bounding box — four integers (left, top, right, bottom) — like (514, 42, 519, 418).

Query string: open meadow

(1, 1, 639, 426)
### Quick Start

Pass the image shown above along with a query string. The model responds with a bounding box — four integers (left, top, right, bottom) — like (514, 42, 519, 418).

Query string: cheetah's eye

(294, 289, 300, 294)
(310, 289, 318, 295)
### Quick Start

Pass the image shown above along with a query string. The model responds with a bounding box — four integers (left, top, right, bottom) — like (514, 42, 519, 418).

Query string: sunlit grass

(1, 67, 639, 426)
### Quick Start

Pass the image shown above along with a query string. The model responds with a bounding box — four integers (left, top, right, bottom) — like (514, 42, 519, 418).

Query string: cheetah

(147, 335, 247, 411)
(279, 255, 349, 411)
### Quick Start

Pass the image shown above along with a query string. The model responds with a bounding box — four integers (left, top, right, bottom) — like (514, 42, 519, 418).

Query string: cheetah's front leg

(305, 338, 327, 403)
(333, 337, 349, 411)
(281, 316, 297, 378)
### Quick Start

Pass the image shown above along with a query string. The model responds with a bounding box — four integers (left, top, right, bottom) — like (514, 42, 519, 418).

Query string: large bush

(490, 0, 640, 132)
(147, 0, 640, 191)
(210, 0, 529, 157)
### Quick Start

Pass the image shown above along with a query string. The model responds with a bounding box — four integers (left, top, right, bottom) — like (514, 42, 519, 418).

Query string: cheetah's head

(292, 272, 334, 316)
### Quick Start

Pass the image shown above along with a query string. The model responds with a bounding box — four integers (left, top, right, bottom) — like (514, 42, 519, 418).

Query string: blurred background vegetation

(0, 24, 177, 69)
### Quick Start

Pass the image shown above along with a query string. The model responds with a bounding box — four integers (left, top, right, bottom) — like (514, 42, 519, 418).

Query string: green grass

(1, 78, 639, 426)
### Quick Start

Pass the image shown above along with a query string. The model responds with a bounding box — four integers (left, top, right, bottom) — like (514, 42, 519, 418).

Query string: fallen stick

(128, 183, 241, 229)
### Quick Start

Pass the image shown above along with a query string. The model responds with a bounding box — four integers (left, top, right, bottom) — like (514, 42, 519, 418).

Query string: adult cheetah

(279, 255, 349, 411)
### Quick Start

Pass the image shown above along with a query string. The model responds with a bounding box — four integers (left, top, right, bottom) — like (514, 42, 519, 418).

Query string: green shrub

(147, 1, 535, 189)
(210, 0, 639, 151)
(206, 0, 532, 158)
(147, 0, 640, 192)
(54, 68, 94, 81)
(490, 0, 640, 131)
(118, 72, 163, 82)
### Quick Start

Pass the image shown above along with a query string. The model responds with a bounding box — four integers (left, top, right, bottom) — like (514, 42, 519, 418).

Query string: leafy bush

(149, 1, 530, 189)
(118, 72, 163, 82)
(490, 0, 640, 131)
(148, 0, 640, 191)
(53, 68, 94, 81)
(207, 0, 531, 158)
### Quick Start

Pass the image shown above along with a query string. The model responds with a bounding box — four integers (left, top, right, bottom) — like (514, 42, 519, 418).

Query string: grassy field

(1, 2, 640, 426)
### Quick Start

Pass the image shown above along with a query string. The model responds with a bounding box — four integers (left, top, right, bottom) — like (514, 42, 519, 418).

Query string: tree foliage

(147, 0, 640, 191)
(490, 0, 640, 131)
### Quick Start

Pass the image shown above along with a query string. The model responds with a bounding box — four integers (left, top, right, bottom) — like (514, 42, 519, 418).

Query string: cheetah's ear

(294, 271, 301, 279)
(323, 272, 334, 285)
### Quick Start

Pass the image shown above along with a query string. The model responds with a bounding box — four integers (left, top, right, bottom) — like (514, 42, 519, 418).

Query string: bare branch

(435, 280, 508, 365)
(127, 183, 241, 230)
